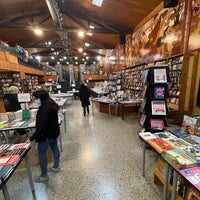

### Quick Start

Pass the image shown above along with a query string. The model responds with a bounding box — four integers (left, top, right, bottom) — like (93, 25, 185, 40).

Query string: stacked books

(182, 145, 200, 162)
(163, 148, 197, 170)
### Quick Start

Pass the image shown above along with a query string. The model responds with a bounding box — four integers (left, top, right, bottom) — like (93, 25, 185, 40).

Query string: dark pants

(83, 106, 89, 116)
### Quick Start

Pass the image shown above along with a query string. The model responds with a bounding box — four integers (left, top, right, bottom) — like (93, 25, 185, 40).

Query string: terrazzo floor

(0, 100, 179, 200)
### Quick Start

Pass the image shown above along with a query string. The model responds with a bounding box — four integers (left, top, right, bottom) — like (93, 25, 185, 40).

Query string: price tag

(17, 93, 31, 102)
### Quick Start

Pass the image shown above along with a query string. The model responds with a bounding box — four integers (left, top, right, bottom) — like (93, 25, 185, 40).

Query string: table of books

(0, 142, 34, 200)
(0, 109, 64, 152)
(138, 130, 200, 200)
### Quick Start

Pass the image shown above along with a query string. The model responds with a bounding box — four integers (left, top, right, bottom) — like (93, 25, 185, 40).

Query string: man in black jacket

(29, 90, 60, 182)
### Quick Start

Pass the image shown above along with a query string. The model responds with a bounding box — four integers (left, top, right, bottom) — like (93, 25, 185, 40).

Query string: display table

(118, 100, 142, 120)
(139, 131, 200, 200)
(0, 143, 34, 200)
(91, 98, 117, 117)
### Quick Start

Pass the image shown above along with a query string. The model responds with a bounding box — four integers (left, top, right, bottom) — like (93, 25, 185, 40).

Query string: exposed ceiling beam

(0, 22, 122, 34)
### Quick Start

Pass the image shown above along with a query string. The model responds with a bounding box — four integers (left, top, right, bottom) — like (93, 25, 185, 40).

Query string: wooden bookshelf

(83, 74, 105, 81)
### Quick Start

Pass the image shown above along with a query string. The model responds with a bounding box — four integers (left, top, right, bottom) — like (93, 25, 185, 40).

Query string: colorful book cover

(147, 138, 175, 154)
(150, 118, 164, 130)
(139, 113, 146, 126)
(8, 143, 31, 150)
(0, 154, 20, 166)
(182, 145, 200, 161)
(138, 132, 157, 141)
(170, 129, 188, 138)
(154, 68, 167, 83)
(154, 87, 165, 99)
(179, 166, 200, 191)
(166, 138, 191, 149)
(181, 135, 200, 145)
(163, 148, 197, 170)
(181, 115, 197, 135)
(155, 131, 177, 140)
(151, 100, 166, 115)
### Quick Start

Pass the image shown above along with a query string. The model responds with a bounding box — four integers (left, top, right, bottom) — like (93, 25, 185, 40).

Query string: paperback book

(0, 154, 20, 166)
(151, 100, 166, 115)
(154, 131, 177, 140)
(154, 86, 165, 99)
(166, 138, 191, 149)
(170, 129, 188, 138)
(150, 119, 165, 130)
(181, 135, 200, 145)
(154, 68, 167, 83)
(138, 132, 158, 141)
(139, 113, 146, 126)
(181, 115, 197, 135)
(147, 138, 175, 154)
(182, 145, 200, 162)
(179, 166, 200, 191)
(163, 148, 197, 170)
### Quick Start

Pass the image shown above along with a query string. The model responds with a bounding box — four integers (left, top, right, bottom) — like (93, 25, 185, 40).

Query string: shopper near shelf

(3, 86, 21, 112)
(79, 82, 90, 116)
(28, 89, 60, 183)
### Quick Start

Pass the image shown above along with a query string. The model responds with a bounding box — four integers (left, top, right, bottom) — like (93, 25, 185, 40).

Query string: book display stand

(139, 65, 170, 132)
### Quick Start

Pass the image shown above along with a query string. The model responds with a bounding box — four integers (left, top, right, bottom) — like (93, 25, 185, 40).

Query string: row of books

(0, 119, 35, 129)
(139, 131, 200, 190)
(0, 143, 31, 167)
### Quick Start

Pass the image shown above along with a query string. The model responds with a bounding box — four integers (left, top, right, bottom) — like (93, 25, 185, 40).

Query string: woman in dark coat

(29, 89, 60, 182)
(79, 83, 90, 116)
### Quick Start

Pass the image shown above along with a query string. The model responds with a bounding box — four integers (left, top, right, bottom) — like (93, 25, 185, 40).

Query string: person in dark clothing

(79, 83, 90, 116)
(28, 89, 60, 182)
(3, 86, 21, 112)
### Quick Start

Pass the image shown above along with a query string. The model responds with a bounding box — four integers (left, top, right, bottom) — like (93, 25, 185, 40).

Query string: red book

(0, 155, 20, 166)
(147, 138, 175, 154)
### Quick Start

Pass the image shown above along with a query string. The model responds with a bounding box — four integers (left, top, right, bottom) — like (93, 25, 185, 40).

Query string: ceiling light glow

(34, 28, 43, 35)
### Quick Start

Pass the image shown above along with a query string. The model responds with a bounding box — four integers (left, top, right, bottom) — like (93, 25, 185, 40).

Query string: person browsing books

(79, 82, 91, 116)
(27, 89, 60, 182)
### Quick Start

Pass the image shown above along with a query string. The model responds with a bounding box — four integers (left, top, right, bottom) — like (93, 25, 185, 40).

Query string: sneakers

(34, 175, 49, 183)
(47, 167, 60, 172)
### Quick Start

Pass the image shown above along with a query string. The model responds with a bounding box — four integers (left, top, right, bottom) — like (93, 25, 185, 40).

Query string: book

(182, 145, 200, 161)
(0, 154, 20, 166)
(170, 129, 188, 138)
(154, 86, 165, 99)
(139, 113, 146, 126)
(147, 138, 175, 154)
(155, 131, 177, 140)
(163, 148, 197, 170)
(150, 119, 164, 130)
(138, 132, 157, 141)
(8, 143, 31, 150)
(166, 138, 191, 149)
(181, 135, 200, 145)
(151, 100, 166, 115)
(154, 68, 167, 83)
(181, 115, 197, 135)
(179, 166, 200, 191)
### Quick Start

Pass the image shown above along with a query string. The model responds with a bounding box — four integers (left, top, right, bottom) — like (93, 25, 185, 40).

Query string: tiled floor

(0, 100, 179, 200)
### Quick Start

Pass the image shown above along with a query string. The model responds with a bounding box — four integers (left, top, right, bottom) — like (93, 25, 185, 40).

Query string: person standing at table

(28, 89, 60, 182)
(79, 82, 90, 116)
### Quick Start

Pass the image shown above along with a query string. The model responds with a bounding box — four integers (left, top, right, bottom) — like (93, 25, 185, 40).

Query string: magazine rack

(139, 65, 170, 132)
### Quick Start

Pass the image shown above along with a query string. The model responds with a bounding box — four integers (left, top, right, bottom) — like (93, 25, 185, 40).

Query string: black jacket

(30, 102, 60, 143)
(79, 84, 90, 107)
(3, 94, 21, 112)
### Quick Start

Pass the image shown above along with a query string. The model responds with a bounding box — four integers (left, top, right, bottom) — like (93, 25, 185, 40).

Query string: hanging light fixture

(92, 0, 104, 7)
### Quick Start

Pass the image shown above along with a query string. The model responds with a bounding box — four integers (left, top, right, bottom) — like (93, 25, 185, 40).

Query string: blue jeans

(38, 138, 60, 177)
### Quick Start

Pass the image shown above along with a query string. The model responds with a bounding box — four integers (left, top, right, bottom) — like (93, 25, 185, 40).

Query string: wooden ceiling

(0, 0, 163, 65)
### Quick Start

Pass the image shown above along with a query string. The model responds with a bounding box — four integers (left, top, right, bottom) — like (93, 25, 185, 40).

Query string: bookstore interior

(0, 0, 200, 199)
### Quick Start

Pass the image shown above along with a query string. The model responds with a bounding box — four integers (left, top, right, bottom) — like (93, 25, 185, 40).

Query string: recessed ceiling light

(78, 31, 84, 37)
(78, 47, 83, 53)
(34, 28, 43, 35)
(85, 42, 90, 47)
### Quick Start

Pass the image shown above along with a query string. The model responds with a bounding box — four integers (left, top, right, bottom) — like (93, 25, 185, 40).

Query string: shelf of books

(123, 64, 146, 98)
(139, 65, 170, 132)
(168, 56, 183, 111)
